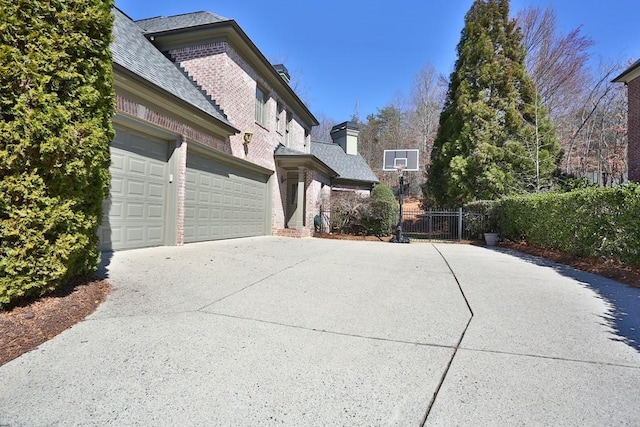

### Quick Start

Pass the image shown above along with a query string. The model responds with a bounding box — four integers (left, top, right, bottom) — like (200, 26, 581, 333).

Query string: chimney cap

(330, 121, 359, 134)
(273, 63, 290, 82)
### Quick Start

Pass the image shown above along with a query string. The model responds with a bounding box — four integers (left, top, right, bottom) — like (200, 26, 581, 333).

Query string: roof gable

(111, 8, 236, 131)
(130, 11, 318, 129)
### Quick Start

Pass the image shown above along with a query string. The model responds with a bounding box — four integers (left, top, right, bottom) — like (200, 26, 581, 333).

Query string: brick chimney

(330, 121, 359, 156)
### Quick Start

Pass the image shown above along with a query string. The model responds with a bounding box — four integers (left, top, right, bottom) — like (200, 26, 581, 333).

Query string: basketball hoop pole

(383, 149, 418, 243)
(391, 167, 410, 244)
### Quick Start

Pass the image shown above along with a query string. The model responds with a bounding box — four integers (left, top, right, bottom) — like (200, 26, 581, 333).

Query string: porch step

(273, 228, 311, 238)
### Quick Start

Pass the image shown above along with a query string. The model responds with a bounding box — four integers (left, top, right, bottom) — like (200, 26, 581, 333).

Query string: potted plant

(483, 204, 499, 246)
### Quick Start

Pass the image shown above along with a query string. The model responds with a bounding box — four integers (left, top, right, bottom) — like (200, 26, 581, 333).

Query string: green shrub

(0, 0, 115, 308)
(463, 200, 500, 239)
(329, 184, 399, 236)
(366, 183, 399, 235)
(489, 184, 640, 266)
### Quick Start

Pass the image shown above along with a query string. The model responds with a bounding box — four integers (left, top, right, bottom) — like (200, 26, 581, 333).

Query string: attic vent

(273, 64, 290, 83)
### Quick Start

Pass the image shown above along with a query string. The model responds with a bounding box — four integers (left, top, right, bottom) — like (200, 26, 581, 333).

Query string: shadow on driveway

(491, 246, 640, 353)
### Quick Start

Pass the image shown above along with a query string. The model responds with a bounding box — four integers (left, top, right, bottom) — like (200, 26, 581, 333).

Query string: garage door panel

(199, 192, 211, 204)
(126, 202, 144, 218)
(129, 158, 147, 175)
(148, 204, 164, 219)
(149, 162, 165, 178)
(127, 180, 145, 196)
(148, 183, 164, 198)
(111, 153, 125, 171)
(197, 207, 210, 220)
(99, 127, 168, 251)
(185, 151, 268, 242)
(147, 226, 163, 241)
(110, 177, 124, 195)
(126, 227, 144, 243)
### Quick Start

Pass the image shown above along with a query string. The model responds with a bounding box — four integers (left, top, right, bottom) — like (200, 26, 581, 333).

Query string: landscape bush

(486, 185, 640, 266)
(329, 184, 399, 236)
(0, 0, 115, 308)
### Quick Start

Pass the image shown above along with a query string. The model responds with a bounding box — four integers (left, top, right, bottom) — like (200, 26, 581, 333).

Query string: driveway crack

(421, 243, 474, 425)
(202, 311, 456, 349)
(197, 252, 331, 312)
(458, 346, 640, 370)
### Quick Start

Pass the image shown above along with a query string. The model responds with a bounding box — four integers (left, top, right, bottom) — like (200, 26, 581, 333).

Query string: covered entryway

(184, 150, 269, 242)
(99, 126, 169, 251)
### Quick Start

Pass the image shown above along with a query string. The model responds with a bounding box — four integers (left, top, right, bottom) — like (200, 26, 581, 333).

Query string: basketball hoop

(382, 149, 418, 244)
(382, 149, 419, 172)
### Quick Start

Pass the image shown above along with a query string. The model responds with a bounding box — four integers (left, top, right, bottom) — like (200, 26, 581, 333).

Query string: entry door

(286, 172, 298, 228)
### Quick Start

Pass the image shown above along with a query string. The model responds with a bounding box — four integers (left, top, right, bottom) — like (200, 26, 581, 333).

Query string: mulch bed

(0, 279, 111, 366)
(497, 240, 640, 289)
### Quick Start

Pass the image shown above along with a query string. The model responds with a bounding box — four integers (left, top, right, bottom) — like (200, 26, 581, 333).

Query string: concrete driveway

(1, 237, 639, 426)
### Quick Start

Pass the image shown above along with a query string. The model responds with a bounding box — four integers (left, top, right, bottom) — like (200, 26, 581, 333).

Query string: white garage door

(99, 127, 168, 250)
(184, 151, 268, 242)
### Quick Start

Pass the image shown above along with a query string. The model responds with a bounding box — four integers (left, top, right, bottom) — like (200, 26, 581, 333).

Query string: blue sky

(115, 0, 640, 122)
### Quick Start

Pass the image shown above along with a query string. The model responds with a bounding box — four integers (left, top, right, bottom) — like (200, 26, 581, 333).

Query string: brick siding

(170, 41, 317, 233)
(115, 95, 230, 155)
(176, 136, 188, 245)
(628, 78, 640, 182)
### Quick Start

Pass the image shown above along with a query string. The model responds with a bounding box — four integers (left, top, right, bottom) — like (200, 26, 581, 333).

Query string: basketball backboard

(383, 149, 419, 171)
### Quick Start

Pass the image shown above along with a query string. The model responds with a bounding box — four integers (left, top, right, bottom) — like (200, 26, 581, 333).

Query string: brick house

(613, 59, 640, 182)
(101, 8, 377, 250)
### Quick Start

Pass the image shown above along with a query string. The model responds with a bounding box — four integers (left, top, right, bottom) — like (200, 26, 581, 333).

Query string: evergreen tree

(0, 1, 114, 307)
(426, 0, 560, 206)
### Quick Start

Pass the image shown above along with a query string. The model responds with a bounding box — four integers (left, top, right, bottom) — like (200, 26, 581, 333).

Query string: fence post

(458, 207, 463, 240)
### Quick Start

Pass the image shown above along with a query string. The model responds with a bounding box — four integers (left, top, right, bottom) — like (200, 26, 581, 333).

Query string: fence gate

(401, 207, 468, 242)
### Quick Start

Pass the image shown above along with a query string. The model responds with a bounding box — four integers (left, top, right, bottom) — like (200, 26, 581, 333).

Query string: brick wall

(176, 136, 188, 245)
(170, 41, 315, 232)
(306, 170, 331, 233)
(115, 95, 230, 154)
(628, 78, 640, 182)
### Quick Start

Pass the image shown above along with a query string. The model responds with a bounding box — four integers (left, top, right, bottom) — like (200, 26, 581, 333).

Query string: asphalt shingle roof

(111, 8, 235, 129)
(311, 142, 379, 184)
(273, 145, 305, 156)
(135, 11, 229, 34)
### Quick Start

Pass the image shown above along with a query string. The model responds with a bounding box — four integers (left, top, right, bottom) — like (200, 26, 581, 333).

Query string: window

(276, 103, 283, 133)
(255, 86, 267, 125)
(285, 111, 292, 146)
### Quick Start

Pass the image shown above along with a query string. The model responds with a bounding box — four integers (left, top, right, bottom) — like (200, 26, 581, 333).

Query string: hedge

(481, 185, 640, 266)
(0, 1, 115, 308)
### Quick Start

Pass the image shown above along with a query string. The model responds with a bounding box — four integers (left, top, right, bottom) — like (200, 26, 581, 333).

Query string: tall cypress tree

(426, 0, 559, 206)
(0, 1, 114, 307)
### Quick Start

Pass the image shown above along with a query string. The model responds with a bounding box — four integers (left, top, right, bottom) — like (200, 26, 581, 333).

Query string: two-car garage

(99, 126, 270, 251)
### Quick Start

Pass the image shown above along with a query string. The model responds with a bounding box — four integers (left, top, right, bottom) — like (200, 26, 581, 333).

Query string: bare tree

(407, 63, 446, 169)
(310, 112, 337, 143)
(517, 6, 593, 119)
(357, 64, 445, 189)
(517, 6, 629, 184)
(564, 61, 627, 179)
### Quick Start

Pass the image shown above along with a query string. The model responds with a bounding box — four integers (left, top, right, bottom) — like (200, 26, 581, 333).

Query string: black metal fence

(400, 208, 459, 241)
(317, 207, 484, 242)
